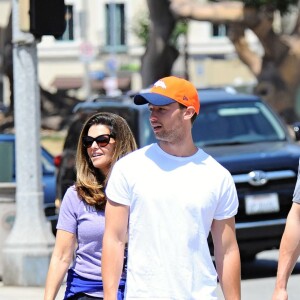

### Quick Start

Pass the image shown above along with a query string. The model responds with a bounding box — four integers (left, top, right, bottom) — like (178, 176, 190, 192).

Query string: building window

(105, 3, 126, 50)
(212, 24, 228, 37)
(57, 5, 74, 41)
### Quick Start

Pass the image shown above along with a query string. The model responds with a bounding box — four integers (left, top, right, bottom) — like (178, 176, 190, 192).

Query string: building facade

(0, 0, 257, 103)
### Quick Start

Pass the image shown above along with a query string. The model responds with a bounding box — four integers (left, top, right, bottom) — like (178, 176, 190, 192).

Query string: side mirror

(292, 122, 300, 141)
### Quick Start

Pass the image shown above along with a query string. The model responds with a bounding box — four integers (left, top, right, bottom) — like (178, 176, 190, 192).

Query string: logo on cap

(154, 80, 167, 89)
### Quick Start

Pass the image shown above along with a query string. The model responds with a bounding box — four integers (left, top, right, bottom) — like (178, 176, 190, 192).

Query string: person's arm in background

(272, 202, 300, 300)
(102, 199, 129, 300)
(211, 216, 241, 300)
(44, 230, 76, 300)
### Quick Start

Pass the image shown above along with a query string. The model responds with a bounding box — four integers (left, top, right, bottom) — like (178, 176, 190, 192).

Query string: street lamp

(2, 0, 55, 286)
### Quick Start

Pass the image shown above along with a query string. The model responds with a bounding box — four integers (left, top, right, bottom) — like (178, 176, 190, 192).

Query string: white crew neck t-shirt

(106, 143, 238, 300)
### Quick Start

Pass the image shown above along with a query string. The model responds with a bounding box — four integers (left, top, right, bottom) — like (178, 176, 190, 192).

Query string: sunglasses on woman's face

(82, 134, 114, 148)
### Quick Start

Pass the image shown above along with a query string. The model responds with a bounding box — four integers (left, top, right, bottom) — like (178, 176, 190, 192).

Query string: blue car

(0, 133, 58, 235)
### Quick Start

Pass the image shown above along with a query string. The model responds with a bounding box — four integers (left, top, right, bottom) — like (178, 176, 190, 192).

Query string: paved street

(1, 250, 300, 299)
(217, 250, 300, 300)
(0, 281, 65, 299)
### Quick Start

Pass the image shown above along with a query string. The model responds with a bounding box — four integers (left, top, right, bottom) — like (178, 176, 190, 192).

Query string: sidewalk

(0, 282, 221, 299)
(0, 281, 66, 300)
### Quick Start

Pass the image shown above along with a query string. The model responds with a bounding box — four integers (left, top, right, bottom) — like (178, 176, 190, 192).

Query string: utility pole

(2, 0, 55, 286)
(79, 0, 92, 99)
(104, 0, 119, 96)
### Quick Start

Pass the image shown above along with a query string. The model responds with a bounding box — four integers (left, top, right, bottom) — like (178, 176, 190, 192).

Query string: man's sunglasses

(82, 134, 114, 148)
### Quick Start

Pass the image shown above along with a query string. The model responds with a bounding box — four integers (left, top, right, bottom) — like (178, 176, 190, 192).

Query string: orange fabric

(150, 76, 200, 114)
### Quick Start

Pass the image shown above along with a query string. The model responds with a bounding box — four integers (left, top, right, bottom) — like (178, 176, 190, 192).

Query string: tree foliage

(131, 12, 150, 46)
(132, 12, 188, 48)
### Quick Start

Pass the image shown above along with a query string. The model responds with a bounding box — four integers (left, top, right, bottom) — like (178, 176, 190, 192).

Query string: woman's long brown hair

(75, 112, 137, 210)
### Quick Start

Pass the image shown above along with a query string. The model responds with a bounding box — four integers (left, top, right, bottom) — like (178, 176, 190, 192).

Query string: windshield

(139, 109, 156, 146)
(139, 101, 287, 148)
(193, 101, 286, 147)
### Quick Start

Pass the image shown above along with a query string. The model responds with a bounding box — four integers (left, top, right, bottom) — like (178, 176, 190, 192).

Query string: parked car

(55, 89, 300, 260)
(0, 134, 58, 235)
(0, 103, 8, 114)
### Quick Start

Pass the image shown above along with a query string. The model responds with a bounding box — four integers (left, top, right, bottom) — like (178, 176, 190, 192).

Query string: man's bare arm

(102, 199, 129, 300)
(272, 202, 300, 300)
(211, 217, 241, 300)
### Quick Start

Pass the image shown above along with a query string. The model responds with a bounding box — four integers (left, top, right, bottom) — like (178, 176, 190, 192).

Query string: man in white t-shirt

(102, 76, 241, 300)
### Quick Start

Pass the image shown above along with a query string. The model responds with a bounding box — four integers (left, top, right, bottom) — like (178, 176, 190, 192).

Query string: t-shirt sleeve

(106, 161, 131, 206)
(56, 186, 78, 233)
(214, 171, 239, 220)
(293, 159, 300, 204)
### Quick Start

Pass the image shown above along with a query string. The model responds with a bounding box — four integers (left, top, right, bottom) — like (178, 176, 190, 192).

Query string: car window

(0, 137, 54, 178)
(0, 140, 15, 181)
(193, 101, 287, 147)
(139, 108, 156, 147)
(41, 151, 56, 174)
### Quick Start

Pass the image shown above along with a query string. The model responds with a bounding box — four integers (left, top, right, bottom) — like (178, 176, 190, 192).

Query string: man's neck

(158, 140, 198, 157)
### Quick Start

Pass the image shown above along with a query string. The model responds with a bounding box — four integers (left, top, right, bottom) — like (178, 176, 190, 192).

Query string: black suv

(56, 89, 300, 260)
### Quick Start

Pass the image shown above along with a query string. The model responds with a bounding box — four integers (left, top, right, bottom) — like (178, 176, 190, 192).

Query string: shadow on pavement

(242, 258, 300, 280)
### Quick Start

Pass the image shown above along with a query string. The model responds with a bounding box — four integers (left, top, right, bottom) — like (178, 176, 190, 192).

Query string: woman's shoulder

(64, 185, 78, 198)
(61, 185, 82, 207)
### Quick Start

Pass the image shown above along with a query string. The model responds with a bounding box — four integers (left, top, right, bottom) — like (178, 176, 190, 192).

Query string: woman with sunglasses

(44, 112, 137, 300)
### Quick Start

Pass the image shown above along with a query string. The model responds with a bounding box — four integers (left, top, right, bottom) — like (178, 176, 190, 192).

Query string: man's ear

(184, 106, 196, 120)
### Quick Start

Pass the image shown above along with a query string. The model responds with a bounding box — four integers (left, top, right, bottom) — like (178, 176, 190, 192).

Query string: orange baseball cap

(134, 76, 200, 114)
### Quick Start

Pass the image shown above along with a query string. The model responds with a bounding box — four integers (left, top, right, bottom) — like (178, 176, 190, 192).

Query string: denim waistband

(64, 269, 125, 299)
